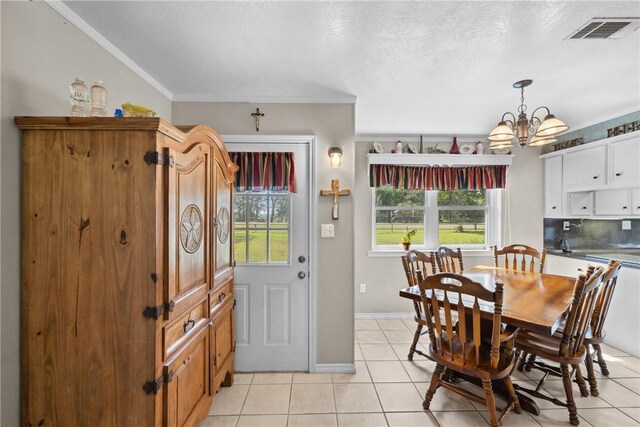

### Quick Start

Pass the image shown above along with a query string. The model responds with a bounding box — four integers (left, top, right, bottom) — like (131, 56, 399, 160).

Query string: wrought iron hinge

(144, 151, 174, 167)
(143, 370, 174, 395)
(143, 300, 175, 319)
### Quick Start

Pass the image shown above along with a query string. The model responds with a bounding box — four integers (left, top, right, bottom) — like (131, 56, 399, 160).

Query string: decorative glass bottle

(90, 81, 108, 117)
(69, 78, 90, 117)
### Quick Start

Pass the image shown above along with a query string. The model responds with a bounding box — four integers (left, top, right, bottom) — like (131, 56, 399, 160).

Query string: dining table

(399, 265, 579, 415)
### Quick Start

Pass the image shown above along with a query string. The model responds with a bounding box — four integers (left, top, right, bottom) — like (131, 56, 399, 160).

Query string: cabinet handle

(622, 206, 628, 210)
(592, 175, 599, 179)
(218, 292, 225, 303)
(582, 206, 587, 210)
(615, 172, 622, 177)
(183, 317, 195, 333)
(552, 206, 556, 209)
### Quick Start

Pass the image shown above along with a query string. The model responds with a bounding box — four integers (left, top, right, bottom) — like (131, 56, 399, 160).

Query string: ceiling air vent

(567, 18, 640, 40)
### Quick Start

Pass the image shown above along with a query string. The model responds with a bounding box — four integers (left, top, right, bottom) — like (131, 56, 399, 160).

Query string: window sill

(367, 249, 494, 258)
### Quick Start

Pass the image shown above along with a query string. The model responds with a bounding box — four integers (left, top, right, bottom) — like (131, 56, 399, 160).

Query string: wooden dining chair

(582, 259, 623, 396)
(417, 271, 521, 427)
(513, 266, 605, 426)
(401, 250, 437, 360)
(493, 244, 547, 273)
(435, 246, 464, 273)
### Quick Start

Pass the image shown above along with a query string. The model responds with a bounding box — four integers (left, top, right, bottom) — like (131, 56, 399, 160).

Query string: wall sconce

(328, 146, 343, 168)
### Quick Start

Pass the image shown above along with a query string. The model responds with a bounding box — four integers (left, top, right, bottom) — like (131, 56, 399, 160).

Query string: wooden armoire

(16, 117, 238, 427)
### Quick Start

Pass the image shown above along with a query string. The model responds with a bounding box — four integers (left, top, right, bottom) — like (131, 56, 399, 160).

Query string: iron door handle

(298, 255, 306, 263)
(183, 317, 195, 334)
(298, 271, 306, 279)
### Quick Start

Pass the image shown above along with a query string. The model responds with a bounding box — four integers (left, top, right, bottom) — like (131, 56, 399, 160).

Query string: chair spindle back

(416, 271, 504, 369)
(435, 246, 464, 273)
(560, 266, 605, 358)
(493, 244, 546, 273)
(591, 260, 622, 339)
(402, 250, 437, 287)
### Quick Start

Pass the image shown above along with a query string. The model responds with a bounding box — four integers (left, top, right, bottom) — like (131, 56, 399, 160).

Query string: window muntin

(372, 189, 498, 250)
(234, 191, 290, 264)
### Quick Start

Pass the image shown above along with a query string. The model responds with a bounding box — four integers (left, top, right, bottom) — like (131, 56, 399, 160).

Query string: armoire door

(213, 156, 234, 280)
(167, 144, 211, 319)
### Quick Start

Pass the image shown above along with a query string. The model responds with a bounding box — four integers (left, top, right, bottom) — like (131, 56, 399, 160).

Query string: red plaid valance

(369, 164, 508, 190)
(231, 152, 296, 193)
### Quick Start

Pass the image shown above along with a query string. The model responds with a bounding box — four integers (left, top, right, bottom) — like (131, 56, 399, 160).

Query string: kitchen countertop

(546, 249, 640, 270)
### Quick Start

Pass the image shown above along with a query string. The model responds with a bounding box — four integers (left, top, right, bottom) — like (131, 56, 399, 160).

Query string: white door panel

(228, 143, 309, 371)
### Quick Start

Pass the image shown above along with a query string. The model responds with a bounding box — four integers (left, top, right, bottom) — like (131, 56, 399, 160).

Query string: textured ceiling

(63, 1, 640, 134)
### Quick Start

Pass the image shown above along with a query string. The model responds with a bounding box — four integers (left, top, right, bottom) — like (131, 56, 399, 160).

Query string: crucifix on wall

(251, 108, 264, 132)
(320, 179, 350, 220)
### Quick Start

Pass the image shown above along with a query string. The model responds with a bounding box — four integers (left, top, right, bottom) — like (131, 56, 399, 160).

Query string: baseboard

(355, 312, 413, 320)
(312, 363, 356, 374)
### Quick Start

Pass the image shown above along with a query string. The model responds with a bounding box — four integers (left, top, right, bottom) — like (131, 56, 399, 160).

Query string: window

(234, 190, 290, 264)
(372, 188, 500, 251)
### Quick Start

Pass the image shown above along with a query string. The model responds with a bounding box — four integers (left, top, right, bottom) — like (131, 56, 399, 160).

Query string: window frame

(233, 190, 292, 266)
(370, 188, 501, 252)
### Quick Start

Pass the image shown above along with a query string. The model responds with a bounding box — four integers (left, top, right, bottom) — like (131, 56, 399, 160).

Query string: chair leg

(503, 376, 522, 414)
(561, 364, 580, 426)
(423, 364, 444, 410)
(584, 345, 599, 396)
(482, 379, 499, 427)
(593, 344, 609, 376)
(516, 351, 528, 372)
(573, 364, 589, 397)
(408, 323, 423, 361)
(524, 354, 536, 372)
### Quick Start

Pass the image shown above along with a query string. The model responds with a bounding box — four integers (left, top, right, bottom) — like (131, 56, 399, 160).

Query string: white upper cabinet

(544, 155, 563, 216)
(563, 145, 606, 189)
(594, 189, 631, 215)
(609, 138, 640, 186)
(568, 191, 594, 215)
(632, 188, 640, 215)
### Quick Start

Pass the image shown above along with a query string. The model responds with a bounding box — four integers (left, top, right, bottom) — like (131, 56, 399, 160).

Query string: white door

(563, 145, 606, 189)
(609, 137, 640, 185)
(227, 143, 310, 371)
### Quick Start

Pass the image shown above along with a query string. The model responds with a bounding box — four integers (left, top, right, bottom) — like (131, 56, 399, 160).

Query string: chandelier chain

(517, 86, 527, 114)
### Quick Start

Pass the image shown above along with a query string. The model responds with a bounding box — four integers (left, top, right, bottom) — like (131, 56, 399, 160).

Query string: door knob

(298, 271, 306, 279)
(298, 255, 306, 263)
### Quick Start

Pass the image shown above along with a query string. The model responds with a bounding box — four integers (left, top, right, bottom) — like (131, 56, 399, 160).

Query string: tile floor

(199, 319, 640, 427)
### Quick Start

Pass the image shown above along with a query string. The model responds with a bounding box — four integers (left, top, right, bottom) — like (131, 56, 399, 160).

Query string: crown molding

(45, 0, 173, 100)
(568, 106, 640, 132)
(172, 93, 357, 104)
(356, 133, 486, 143)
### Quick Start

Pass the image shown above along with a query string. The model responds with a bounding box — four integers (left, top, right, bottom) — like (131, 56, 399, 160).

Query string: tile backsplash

(544, 218, 640, 250)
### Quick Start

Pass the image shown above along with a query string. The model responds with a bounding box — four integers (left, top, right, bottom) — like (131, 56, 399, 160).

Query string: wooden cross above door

(320, 179, 350, 220)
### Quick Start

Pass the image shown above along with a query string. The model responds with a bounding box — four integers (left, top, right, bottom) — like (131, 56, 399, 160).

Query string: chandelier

(488, 79, 569, 149)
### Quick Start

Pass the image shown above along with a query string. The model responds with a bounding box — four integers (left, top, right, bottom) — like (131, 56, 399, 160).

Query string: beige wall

(354, 140, 544, 314)
(172, 102, 356, 366)
(1, 3, 172, 425)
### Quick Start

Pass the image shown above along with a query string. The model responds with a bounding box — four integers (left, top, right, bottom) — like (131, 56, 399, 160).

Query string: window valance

(369, 164, 508, 190)
(231, 152, 297, 193)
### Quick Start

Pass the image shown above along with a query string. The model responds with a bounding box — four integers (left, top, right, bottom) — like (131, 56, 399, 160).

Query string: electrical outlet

(359, 283, 366, 293)
(622, 220, 631, 230)
(320, 224, 335, 238)
(563, 221, 570, 231)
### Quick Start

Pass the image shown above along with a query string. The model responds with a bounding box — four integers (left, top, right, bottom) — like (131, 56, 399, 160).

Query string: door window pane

(437, 190, 487, 206)
(438, 210, 486, 245)
(375, 210, 425, 245)
(269, 230, 289, 263)
(234, 195, 246, 223)
(234, 228, 247, 263)
(248, 229, 268, 262)
(248, 195, 267, 224)
(269, 196, 289, 228)
(375, 188, 425, 207)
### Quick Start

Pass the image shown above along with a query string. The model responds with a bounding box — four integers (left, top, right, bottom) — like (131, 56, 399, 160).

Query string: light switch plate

(622, 220, 631, 230)
(321, 223, 335, 238)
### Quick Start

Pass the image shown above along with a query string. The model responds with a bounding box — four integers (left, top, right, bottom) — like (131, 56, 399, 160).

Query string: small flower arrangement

(402, 228, 417, 244)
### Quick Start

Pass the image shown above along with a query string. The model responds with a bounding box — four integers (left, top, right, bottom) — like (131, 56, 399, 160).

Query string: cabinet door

(214, 157, 234, 280)
(211, 301, 235, 392)
(167, 144, 211, 320)
(595, 189, 631, 215)
(563, 145, 606, 189)
(632, 189, 640, 215)
(568, 191, 593, 215)
(165, 326, 210, 427)
(544, 156, 563, 216)
(609, 138, 640, 185)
